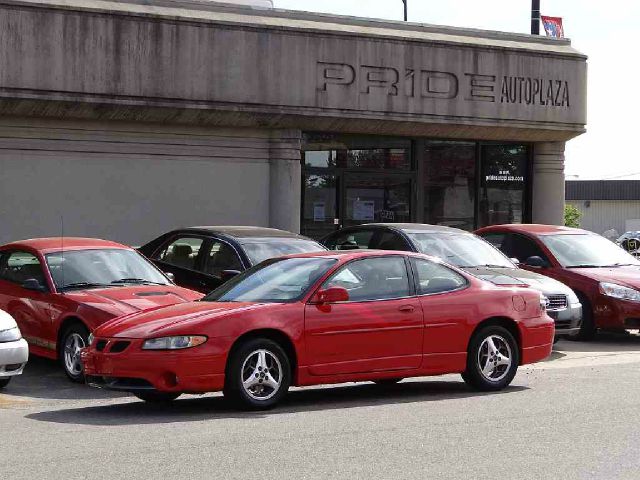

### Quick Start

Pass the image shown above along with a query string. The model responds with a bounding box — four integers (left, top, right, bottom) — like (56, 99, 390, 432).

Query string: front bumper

(519, 314, 555, 365)
(0, 338, 29, 378)
(81, 337, 228, 394)
(547, 302, 582, 336)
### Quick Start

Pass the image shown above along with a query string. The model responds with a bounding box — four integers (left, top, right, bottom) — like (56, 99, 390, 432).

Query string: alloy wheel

(477, 334, 513, 382)
(240, 349, 283, 401)
(63, 333, 85, 377)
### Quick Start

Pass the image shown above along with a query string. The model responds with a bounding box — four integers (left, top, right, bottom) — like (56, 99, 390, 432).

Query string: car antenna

(60, 215, 65, 295)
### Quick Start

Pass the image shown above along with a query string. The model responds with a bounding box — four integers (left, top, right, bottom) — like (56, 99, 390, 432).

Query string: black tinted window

(373, 232, 410, 251)
(506, 234, 548, 263)
(325, 230, 375, 250)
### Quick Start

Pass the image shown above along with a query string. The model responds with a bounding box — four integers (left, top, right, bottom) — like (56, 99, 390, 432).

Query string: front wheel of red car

(224, 338, 291, 410)
(59, 323, 90, 383)
(462, 325, 519, 391)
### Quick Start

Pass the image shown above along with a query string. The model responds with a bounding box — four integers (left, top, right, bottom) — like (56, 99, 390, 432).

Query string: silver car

(0, 309, 28, 389)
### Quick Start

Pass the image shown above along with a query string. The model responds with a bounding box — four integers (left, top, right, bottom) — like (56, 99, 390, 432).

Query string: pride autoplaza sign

(318, 62, 571, 108)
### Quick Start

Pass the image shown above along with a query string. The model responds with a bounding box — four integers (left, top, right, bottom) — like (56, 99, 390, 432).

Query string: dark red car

(0, 238, 203, 381)
(476, 224, 640, 340)
(83, 250, 553, 410)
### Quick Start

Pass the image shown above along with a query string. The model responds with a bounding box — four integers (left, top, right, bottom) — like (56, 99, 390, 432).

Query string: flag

(541, 16, 564, 38)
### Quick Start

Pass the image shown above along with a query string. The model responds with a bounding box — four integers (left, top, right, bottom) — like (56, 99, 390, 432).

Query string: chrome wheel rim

(63, 333, 85, 377)
(477, 335, 512, 382)
(241, 349, 283, 401)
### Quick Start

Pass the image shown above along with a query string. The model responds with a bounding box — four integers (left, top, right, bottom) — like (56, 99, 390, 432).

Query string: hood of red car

(65, 285, 203, 317)
(94, 300, 270, 338)
(569, 266, 640, 289)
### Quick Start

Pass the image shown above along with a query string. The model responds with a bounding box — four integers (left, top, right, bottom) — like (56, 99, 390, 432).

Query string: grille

(108, 341, 131, 353)
(95, 340, 107, 352)
(547, 294, 568, 311)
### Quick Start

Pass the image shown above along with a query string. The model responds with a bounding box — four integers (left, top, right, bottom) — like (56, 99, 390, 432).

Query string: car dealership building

(0, 0, 587, 245)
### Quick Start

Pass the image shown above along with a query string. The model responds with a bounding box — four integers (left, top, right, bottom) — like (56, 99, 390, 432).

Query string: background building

(566, 180, 640, 237)
(0, 0, 587, 244)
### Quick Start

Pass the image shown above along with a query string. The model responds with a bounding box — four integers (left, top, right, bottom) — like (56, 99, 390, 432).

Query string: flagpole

(402, 0, 407, 21)
(531, 0, 540, 34)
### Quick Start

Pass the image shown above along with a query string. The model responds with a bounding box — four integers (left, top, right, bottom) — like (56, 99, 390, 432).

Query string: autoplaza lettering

(318, 62, 570, 108)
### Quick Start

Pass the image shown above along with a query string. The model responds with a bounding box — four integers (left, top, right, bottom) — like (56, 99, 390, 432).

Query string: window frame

(154, 234, 210, 274)
(408, 257, 470, 297)
(317, 255, 416, 303)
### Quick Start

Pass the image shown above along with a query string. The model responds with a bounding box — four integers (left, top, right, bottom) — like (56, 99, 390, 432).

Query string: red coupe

(83, 250, 553, 409)
(476, 224, 640, 340)
(0, 238, 203, 381)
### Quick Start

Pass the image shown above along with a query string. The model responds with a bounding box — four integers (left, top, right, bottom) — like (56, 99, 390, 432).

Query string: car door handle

(398, 305, 415, 313)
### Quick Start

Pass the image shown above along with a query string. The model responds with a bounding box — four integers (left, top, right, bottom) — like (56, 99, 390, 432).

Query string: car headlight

(540, 295, 549, 312)
(599, 282, 640, 302)
(0, 327, 22, 343)
(142, 335, 207, 350)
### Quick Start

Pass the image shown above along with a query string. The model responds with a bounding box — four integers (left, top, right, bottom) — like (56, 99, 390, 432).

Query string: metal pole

(403, 0, 407, 21)
(531, 0, 540, 34)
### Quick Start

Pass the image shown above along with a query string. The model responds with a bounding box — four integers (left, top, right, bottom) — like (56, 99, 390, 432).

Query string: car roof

(361, 223, 470, 234)
(476, 224, 589, 236)
(182, 226, 313, 240)
(0, 237, 130, 254)
(273, 249, 424, 261)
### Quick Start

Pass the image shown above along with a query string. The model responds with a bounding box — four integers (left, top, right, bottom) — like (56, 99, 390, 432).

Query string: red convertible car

(83, 250, 553, 409)
(0, 238, 202, 381)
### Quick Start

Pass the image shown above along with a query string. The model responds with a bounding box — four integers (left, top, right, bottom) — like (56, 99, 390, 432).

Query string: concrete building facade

(0, 0, 588, 244)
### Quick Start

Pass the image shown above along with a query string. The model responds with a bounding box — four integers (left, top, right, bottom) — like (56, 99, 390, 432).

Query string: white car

(0, 309, 28, 389)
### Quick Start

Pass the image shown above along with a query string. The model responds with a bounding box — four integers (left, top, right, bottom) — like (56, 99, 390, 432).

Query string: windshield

(540, 234, 640, 268)
(406, 232, 514, 268)
(204, 257, 336, 303)
(46, 249, 170, 290)
(242, 238, 326, 265)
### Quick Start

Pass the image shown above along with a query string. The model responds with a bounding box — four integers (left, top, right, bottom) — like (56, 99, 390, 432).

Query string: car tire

(59, 323, 90, 383)
(224, 338, 291, 410)
(567, 294, 596, 341)
(133, 391, 181, 403)
(0, 378, 10, 389)
(462, 325, 519, 391)
(373, 378, 403, 386)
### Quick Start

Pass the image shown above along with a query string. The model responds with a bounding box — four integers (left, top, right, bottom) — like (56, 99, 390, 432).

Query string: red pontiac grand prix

(82, 250, 554, 410)
(0, 238, 203, 381)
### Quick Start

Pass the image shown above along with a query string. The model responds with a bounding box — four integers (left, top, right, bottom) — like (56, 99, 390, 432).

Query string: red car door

(410, 257, 473, 369)
(305, 255, 424, 376)
(0, 250, 55, 350)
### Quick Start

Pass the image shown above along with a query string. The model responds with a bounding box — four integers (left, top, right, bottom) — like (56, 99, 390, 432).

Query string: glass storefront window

(344, 175, 412, 227)
(302, 173, 338, 239)
(479, 145, 529, 227)
(424, 141, 476, 231)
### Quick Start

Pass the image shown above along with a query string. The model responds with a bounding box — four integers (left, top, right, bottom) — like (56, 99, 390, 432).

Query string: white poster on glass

(353, 200, 375, 221)
(313, 202, 326, 222)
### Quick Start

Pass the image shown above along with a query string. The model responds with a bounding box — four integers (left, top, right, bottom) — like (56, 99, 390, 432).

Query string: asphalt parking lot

(2, 334, 640, 480)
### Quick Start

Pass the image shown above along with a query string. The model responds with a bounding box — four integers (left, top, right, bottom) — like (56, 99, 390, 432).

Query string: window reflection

(424, 142, 476, 231)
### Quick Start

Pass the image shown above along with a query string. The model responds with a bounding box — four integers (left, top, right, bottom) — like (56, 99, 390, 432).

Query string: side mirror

(22, 278, 47, 292)
(524, 256, 548, 269)
(315, 287, 349, 304)
(164, 272, 176, 282)
(221, 270, 242, 281)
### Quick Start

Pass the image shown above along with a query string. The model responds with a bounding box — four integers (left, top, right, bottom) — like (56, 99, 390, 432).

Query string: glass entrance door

(343, 174, 412, 228)
(302, 172, 339, 240)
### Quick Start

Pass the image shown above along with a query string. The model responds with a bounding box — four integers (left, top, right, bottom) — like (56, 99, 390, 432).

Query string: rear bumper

(0, 339, 29, 378)
(519, 315, 554, 365)
(81, 338, 227, 394)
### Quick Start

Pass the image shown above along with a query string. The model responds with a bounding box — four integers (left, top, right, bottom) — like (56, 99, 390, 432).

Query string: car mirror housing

(314, 287, 350, 304)
(22, 278, 47, 292)
(164, 272, 176, 282)
(524, 256, 548, 269)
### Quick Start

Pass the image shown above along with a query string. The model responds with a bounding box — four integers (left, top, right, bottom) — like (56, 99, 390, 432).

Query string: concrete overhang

(0, 0, 588, 141)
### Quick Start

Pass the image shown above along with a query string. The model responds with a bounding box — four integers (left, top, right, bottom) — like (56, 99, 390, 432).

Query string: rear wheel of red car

(567, 293, 596, 341)
(133, 391, 181, 403)
(0, 378, 11, 389)
(462, 325, 519, 391)
(224, 338, 291, 410)
(59, 323, 90, 383)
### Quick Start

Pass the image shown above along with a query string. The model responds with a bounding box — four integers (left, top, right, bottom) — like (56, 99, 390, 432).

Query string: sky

(274, 0, 638, 180)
